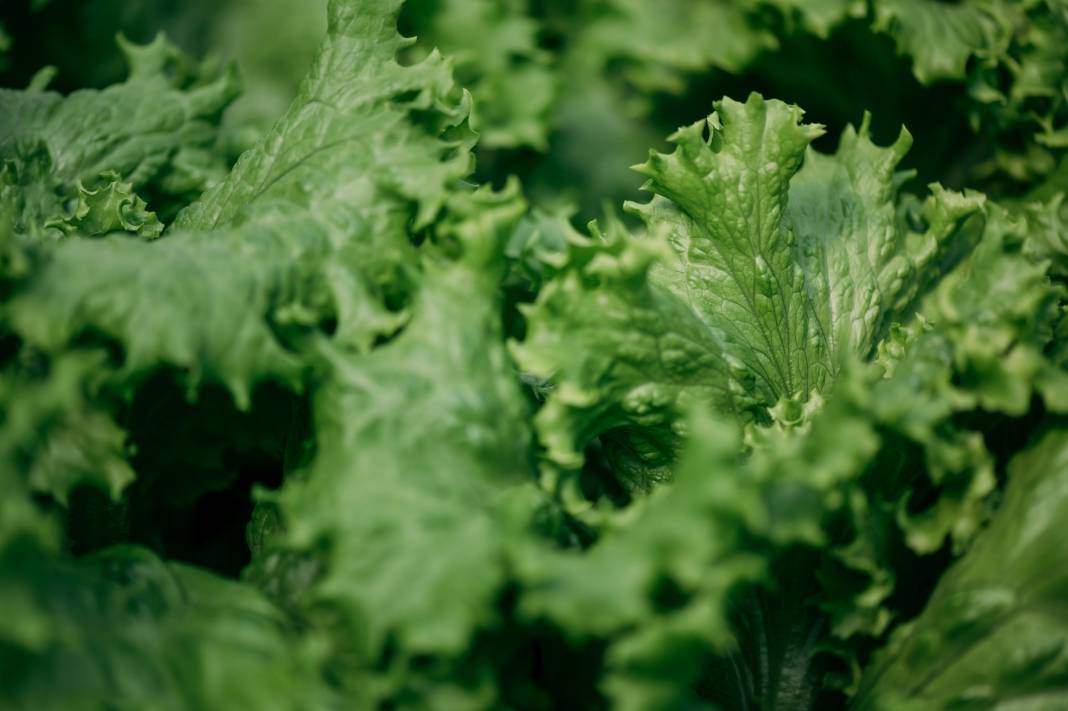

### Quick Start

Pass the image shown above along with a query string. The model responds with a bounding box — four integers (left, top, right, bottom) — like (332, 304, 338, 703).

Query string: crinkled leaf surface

(175, 0, 473, 232)
(3, 0, 479, 405)
(3, 1, 1068, 710)
(582, 0, 778, 93)
(517, 93, 983, 471)
(853, 426, 1068, 710)
(261, 186, 539, 707)
(0, 33, 238, 236)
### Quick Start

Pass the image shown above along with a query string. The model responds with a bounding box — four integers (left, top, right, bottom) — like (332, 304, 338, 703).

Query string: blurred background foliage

(5, 0, 1066, 224)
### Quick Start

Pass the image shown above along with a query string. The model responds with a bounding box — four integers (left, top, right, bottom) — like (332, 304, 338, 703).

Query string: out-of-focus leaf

(853, 426, 1068, 710)
(0, 544, 337, 711)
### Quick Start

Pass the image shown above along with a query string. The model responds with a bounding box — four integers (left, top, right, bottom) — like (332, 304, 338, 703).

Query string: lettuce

(2, 1, 1068, 709)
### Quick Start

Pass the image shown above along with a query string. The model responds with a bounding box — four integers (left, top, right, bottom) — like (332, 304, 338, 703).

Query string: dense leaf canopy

(3, 1, 1068, 709)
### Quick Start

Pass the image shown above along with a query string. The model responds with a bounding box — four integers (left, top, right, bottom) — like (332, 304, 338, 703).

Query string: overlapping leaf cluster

(399, 0, 1068, 208)
(3, 1, 1068, 710)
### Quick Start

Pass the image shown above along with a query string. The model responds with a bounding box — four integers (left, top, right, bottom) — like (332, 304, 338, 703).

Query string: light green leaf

(175, 0, 473, 232)
(872, 0, 1008, 84)
(404, 0, 555, 149)
(511, 217, 738, 481)
(629, 94, 825, 404)
(854, 427, 1068, 710)
(267, 185, 535, 704)
(633, 95, 983, 404)
(6, 217, 327, 404)
(518, 93, 983, 473)
(0, 33, 238, 236)
(4, 0, 482, 405)
(585, 0, 777, 93)
(0, 544, 337, 711)
(44, 170, 163, 239)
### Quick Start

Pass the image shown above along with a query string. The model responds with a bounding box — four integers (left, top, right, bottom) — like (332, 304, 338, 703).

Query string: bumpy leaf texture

(0, 0, 484, 707)
(2, 1, 1068, 710)
(855, 426, 1068, 710)
(515, 94, 983, 480)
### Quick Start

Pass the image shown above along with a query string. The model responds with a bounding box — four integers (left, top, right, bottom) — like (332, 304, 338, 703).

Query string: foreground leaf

(854, 426, 1068, 710)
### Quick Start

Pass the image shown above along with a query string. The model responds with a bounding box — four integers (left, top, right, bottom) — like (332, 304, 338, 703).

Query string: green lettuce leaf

(871, 0, 1008, 84)
(516, 93, 983, 475)
(0, 352, 132, 549)
(512, 190, 1067, 706)
(207, 0, 329, 148)
(6, 216, 331, 403)
(259, 184, 538, 708)
(632, 95, 982, 402)
(403, 0, 555, 149)
(174, 0, 473, 232)
(581, 0, 777, 94)
(516, 402, 879, 710)
(2, 1, 1068, 709)
(0, 544, 336, 711)
(853, 426, 1068, 710)
(4, 0, 480, 406)
(0, 34, 238, 236)
(44, 170, 163, 239)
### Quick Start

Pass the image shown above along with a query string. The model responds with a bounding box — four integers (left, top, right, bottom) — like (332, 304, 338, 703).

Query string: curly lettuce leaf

(2, 4, 495, 704)
(511, 93, 1066, 706)
(582, 0, 777, 94)
(3, 2, 1068, 709)
(516, 402, 879, 710)
(516, 93, 983, 474)
(6, 216, 330, 403)
(633, 94, 982, 402)
(0, 34, 238, 236)
(258, 185, 538, 707)
(853, 426, 1068, 710)
(44, 170, 163, 239)
(0, 353, 132, 549)
(872, 0, 1008, 84)
(512, 195, 1067, 706)
(4, 0, 480, 407)
(175, 0, 473, 232)
(403, 0, 555, 149)
(208, 0, 329, 146)
(810, 197, 1066, 684)
(510, 217, 737, 481)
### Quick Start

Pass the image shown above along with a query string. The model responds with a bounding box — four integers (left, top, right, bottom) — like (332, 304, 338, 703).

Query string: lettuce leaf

(3, 1, 1068, 709)
(854, 426, 1068, 710)
(0, 544, 336, 711)
(516, 94, 983, 475)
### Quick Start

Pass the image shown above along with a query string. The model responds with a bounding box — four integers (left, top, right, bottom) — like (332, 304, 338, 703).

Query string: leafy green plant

(3, 1, 1068, 709)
